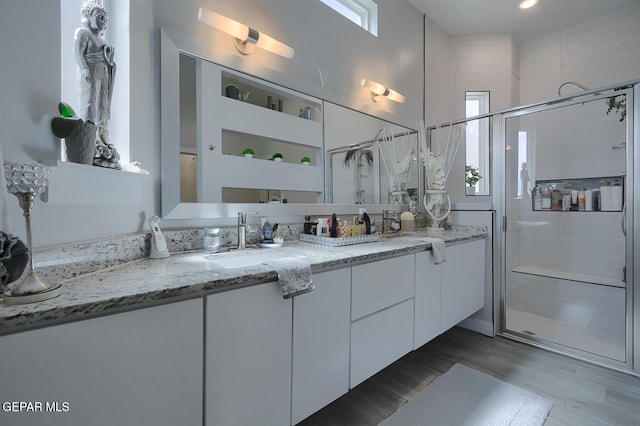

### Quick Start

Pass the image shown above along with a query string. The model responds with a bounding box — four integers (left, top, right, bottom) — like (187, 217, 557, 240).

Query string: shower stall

(495, 81, 638, 372)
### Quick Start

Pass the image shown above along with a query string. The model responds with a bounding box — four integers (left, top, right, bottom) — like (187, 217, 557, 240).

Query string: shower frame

(490, 80, 638, 375)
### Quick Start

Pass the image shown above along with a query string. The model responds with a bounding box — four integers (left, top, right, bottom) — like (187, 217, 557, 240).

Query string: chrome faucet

(382, 210, 401, 234)
(237, 212, 252, 249)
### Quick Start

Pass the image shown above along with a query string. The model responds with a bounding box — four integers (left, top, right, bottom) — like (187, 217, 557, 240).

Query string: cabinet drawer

(351, 254, 415, 320)
(350, 299, 414, 388)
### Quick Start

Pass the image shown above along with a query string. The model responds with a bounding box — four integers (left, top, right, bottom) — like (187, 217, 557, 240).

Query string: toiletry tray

(299, 233, 379, 247)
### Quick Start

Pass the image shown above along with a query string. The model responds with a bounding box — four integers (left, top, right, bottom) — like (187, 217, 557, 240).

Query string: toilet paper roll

(585, 190, 593, 211)
(611, 186, 623, 211)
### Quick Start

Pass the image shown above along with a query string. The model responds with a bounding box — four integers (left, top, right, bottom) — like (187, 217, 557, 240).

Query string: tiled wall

(519, 2, 640, 105)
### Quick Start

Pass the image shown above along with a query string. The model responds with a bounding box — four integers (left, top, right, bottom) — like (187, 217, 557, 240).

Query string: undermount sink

(208, 247, 307, 269)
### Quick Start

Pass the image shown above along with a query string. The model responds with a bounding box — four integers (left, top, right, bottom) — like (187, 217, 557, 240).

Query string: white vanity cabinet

(0, 299, 204, 426)
(441, 240, 486, 333)
(205, 282, 292, 426)
(414, 250, 443, 348)
(291, 268, 351, 424)
(414, 238, 486, 348)
(350, 254, 415, 388)
(459, 238, 486, 319)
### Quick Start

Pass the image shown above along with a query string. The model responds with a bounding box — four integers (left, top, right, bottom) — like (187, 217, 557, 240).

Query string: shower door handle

(622, 204, 626, 236)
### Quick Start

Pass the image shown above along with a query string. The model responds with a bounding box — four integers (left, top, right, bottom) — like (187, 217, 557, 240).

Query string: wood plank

(299, 327, 640, 426)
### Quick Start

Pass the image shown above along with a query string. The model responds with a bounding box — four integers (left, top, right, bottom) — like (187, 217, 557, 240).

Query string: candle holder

(3, 162, 61, 304)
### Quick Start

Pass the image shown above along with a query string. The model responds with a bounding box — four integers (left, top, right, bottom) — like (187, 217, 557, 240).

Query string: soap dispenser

(148, 215, 170, 259)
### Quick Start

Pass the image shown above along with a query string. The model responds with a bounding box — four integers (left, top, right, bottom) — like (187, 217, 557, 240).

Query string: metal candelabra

(3, 162, 61, 304)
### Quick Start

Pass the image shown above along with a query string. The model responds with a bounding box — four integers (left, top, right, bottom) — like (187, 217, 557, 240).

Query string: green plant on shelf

(300, 156, 311, 164)
(465, 165, 482, 186)
(272, 152, 284, 160)
(242, 148, 255, 156)
(225, 83, 249, 101)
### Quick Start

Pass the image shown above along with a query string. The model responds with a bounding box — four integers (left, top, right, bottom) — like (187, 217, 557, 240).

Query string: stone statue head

(81, 0, 108, 32)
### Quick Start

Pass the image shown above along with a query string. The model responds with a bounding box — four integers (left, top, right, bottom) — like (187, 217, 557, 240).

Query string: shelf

(511, 265, 624, 288)
(217, 97, 323, 148)
(211, 155, 323, 193)
(533, 175, 624, 212)
(46, 161, 149, 204)
(197, 60, 324, 204)
(221, 69, 321, 122)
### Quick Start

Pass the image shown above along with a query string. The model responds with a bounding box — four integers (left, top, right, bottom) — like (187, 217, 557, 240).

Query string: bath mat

(380, 363, 553, 426)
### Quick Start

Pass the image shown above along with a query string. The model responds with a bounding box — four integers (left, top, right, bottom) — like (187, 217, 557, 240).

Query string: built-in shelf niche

(221, 130, 319, 166)
(221, 70, 321, 123)
(533, 175, 624, 212)
(221, 188, 319, 204)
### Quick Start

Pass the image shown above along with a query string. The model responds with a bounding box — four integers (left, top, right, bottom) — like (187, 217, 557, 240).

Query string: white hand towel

(0, 147, 11, 232)
(264, 256, 314, 299)
(420, 237, 446, 264)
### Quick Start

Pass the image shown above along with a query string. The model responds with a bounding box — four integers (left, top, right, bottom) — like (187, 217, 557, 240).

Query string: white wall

(520, 1, 640, 104)
(0, 0, 424, 247)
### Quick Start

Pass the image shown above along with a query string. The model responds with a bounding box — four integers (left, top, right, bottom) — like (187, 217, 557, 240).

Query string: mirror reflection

(325, 102, 417, 204)
(464, 91, 490, 196)
(174, 50, 419, 209)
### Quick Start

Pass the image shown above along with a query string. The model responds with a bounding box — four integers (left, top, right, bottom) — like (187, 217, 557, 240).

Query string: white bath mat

(380, 363, 553, 426)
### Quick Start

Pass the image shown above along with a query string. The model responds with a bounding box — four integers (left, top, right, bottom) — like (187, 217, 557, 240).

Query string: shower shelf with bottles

(197, 61, 324, 203)
(531, 175, 624, 212)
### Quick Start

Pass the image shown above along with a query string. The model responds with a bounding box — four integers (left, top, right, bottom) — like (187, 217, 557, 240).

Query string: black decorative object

(225, 83, 240, 99)
(0, 231, 29, 294)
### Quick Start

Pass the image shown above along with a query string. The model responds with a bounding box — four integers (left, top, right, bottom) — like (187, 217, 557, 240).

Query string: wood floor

(300, 327, 640, 425)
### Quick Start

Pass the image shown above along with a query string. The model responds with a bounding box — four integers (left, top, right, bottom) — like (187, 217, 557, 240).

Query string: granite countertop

(0, 228, 485, 335)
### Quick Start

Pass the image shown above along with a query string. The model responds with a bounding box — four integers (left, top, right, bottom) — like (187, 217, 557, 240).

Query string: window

(319, 0, 378, 36)
(465, 91, 490, 195)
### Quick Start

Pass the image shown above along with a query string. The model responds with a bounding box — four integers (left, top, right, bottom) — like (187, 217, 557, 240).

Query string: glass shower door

(503, 92, 629, 363)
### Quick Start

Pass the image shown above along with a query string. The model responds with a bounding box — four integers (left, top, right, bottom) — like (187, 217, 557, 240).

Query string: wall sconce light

(197, 7, 295, 59)
(360, 79, 405, 103)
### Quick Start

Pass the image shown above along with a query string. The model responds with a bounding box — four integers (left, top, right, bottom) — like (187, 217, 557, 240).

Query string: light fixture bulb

(198, 8, 249, 41)
(198, 8, 294, 59)
(385, 88, 406, 104)
(519, 0, 539, 9)
(360, 79, 405, 103)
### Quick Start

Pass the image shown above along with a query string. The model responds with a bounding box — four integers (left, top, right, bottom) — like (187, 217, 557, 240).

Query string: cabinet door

(350, 299, 414, 388)
(0, 299, 204, 426)
(351, 254, 415, 320)
(460, 239, 486, 318)
(441, 243, 464, 332)
(206, 283, 292, 426)
(292, 269, 351, 424)
(414, 251, 442, 348)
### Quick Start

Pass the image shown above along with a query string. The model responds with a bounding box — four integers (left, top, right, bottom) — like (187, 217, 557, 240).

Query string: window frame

(319, 0, 378, 36)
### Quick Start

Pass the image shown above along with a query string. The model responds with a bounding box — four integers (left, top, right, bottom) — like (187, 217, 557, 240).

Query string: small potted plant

(242, 148, 255, 158)
(272, 152, 283, 162)
(465, 165, 482, 195)
(225, 83, 249, 101)
(300, 156, 311, 165)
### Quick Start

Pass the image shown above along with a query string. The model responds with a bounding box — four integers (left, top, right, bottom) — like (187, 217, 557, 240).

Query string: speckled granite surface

(0, 226, 485, 335)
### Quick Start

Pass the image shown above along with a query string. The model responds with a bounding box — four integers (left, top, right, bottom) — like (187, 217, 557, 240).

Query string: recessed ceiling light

(519, 0, 539, 9)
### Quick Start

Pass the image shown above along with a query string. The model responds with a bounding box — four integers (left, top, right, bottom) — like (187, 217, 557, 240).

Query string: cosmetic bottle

(532, 186, 542, 210)
(585, 189, 593, 211)
(551, 185, 562, 211)
(578, 190, 585, 211)
(541, 185, 551, 210)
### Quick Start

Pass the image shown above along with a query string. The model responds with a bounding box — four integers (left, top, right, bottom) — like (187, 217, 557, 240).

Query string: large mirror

(325, 103, 418, 204)
(161, 30, 420, 219)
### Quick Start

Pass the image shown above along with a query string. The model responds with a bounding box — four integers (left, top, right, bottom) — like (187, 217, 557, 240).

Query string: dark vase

(65, 121, 97, 165)
(225, 86, 240, 100)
